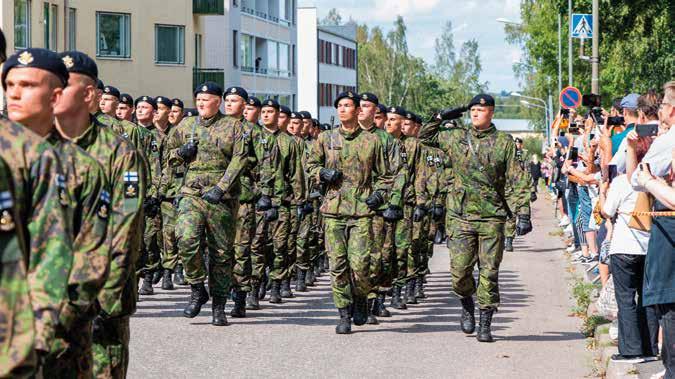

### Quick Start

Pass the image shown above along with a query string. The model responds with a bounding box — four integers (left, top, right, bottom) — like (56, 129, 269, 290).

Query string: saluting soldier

(418, 94, 532, 342)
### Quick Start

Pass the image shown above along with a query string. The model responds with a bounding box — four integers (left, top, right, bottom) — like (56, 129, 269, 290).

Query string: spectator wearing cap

(609, 94, 640, 156)
(223, 86, 247, 119)
(244, 96, 262, 124)
(169, 98, 185, 127)
(278, 105, 292, 133)
(117, 93, 135, 122)
(374, 103, 388, 129)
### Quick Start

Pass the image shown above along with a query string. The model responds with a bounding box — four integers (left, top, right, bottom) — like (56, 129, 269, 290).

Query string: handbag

(627, 192, 654, 232)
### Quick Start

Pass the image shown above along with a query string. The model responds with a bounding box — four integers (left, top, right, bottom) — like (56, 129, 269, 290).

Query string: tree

(320, 8, 342, 26)
(433, 21, 456, 80)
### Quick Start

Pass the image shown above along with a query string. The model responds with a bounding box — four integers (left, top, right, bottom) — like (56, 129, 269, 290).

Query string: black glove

(143, 197, 161, 218)
(202, 187, 224, 204)
(92, 315, 105, 338)
(516, 214, 533, 236)
(173, 196, 183, 209)
(438, 106, 468, 121)
(413, 206, 427, 222)
(365, 191, 384, 210)
(431, 205, 445, 221)
(178, 141, 198, 161)
(256, 195, 273, 211)
(303, 202, 314, 215)
(382, 205, 404, 221)
(530, 192, 538, 202)
(319, 168, 342, 184)
(264, 207, 279, 222)
(296, 204, 305, 220)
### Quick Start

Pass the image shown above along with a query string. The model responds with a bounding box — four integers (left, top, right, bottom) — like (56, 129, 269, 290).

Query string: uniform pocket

(446, 187, 466, 217)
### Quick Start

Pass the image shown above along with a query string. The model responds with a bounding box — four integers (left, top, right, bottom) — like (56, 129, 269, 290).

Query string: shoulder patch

(123, 171, 139, 198)
(0, 191, 15, 232)
(98, 190, 111, 219)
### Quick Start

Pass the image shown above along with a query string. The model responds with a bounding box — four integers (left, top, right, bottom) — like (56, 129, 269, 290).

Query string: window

(43, 3, 57, 51)
(279, 43, 289, 77)
(195, 33, 202, 67)
(240, 34, 254, 71)
(67, 8, 76, 50)
(292, 44, 296, 75)
(14, 0, 31, 49)
(155, 24, 185, 64)
(267, 41, 278, 75)
(232, 30, 238, 67)
(96, 12, 131, 58)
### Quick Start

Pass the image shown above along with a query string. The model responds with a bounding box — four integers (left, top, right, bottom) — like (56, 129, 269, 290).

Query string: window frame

(154, 24, 185, 65)
(96, 11, 132, 59)
(14, 0, 31, 49)
(67, 7, 77, 50)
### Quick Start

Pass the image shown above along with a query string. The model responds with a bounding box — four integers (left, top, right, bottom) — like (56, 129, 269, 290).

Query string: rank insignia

(0, 192, 15, 232)
(56, 174, 69, 206)
(124, 171, 139, 198)
(98, 190, 111, 219)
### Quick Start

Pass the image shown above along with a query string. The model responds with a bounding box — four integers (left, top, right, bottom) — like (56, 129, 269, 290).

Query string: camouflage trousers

(0, 260, 36, 379)
(92, 316, 129, 379)
(175, 195, 236, 299)
(393, 205, 413, 287)
(369, 215, 395, 296)
(308, 203, 323, 265)
(409, 214, 431, 280)
(45, 316, 93, 378)
(233, 203, 255, 292)
(295, 208, 313, 273)
(324, 216, 373, 309)
(504, 216, 517, 238)
(447, 218, 505, 309)
(138, 213, 162, 275)
(160, 201, 180, 271)
(287, 206, 303, 272)
(251, 206, 291, 282)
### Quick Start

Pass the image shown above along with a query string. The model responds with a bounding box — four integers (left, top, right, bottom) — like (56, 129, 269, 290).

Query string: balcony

(193, 0, 224, 15)
(193, 68, 225, 90)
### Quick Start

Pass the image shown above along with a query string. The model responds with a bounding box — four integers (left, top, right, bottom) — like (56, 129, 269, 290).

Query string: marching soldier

(504, 137, 531, 252)
(306, 91, 391, 334)
(244, 96, 262, 125)
(165, 82, 250, 326)
(374, 103, 388, 129)
(116, 93, 135, 122)
(418, 94, 532, 342)
(169, 98, 185, 127)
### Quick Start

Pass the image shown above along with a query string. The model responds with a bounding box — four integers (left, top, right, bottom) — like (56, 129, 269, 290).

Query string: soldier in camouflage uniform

(165, 82, 250, 327)
(306, 91, 391, 334)
(57, 51, 147, 376)
(244, 96, 262, 124)
(115, 94, 135, 123)
(418, 94, 532, 342)
(1, 48, 74, 373)
(169, 98, 185, 128)
(504, 137, 531, 252)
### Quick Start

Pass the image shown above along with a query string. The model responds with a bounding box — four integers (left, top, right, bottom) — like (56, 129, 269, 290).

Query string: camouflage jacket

(415, 144, 446, 209)
(166, 112, 250, 199)
(418, 120, 531, 222)
(239, 122, 275, 203)
(158, 124, 184, 200)
(361, 122, 398, 210)
(388, 135, 424, 208)
(144, 123, 170, 198)
(74, 115, 146, 318)
(264, 128, 305, 206)
(306, 125, 391, 217)
(0, 154, 36, 377)
(47, 131, 111, 327)
(0, 120, 73, 352)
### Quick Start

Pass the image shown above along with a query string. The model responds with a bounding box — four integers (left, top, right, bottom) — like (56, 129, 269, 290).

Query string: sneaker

(564, 224, 573, 235)
(558, 216, 571, 227)
(650, 369, 666, 379)
(566, 245, 576, 253)
(571, 255, 586, 263)
(610, 354, 646, 364)
(578, 255, 595, 264)
(641, 356, 659, 362)
(608, 320, 618, 342)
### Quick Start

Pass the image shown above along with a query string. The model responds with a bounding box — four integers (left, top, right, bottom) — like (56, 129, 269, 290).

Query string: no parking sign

(559, 86, 582, 109)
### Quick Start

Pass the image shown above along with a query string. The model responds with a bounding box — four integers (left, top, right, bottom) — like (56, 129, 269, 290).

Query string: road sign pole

(558, 13, 562, 94)
(568, 0, 573, 86)
(591, 0, 599, 94)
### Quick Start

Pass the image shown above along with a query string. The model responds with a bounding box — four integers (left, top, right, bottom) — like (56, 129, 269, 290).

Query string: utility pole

(591, 0, 600, 93)
(568, 0, 573, 86)
(558, 13, 562, 95)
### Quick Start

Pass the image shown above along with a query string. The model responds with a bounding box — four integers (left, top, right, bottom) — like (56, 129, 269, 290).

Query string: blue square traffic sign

(572, 14, 593, 39)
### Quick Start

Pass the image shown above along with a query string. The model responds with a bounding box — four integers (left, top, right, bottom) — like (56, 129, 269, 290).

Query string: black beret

(359, 92, 379, 105)
(262, 98, 280, 110)
(279, 105, 292, 116)
(96, 79, 104, 91)
(414, 114, 423, 124)
(375, 104, 388, 114)
(103, 85, 120, 99)
(183, 108, 198, 117)
(194, 81, 223, 97)
(224, 86, 248, 101)
(171, 98, 184, 109)
(515, 137, 524, 144)
(155, 96, 172, 108)
(321, 123, 332, 131)
(247, 96, 261, 107)
(135, 95, 157, 109)
(290, 112, 303, 120)
(405, 111, 414, 121)
(2, 48, 69, 89)
(0, 29, 6, 63)
(120, 93, 134, 106)
(312, 119, 320, 127)
(334, 91, 358, 108)
(300, 111, 312, 120)
(468, 93, 495, 108)
(387, 106, 407, 117)
(58, 50, 97, 82)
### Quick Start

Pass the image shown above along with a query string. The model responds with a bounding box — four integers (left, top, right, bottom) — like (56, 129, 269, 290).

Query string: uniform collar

(471, 123, 496, 138)
(199, 112, 224, 127)
(73, 114, 101, 149)
(339, 124, 362, 140)
(359, 121, 376, 133)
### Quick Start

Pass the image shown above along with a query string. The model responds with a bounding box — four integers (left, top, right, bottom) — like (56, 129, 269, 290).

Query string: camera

(607, 116, 625, 126)
(582, 94, 602, 108)
(636, 124, 658, 137)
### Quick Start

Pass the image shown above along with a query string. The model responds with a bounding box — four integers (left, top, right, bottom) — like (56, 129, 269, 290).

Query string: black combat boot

(335, 308, 352, 335)
(352, 296, 369, 326)
(161, 269, 174, 290)
(314, 260, 322, 277)
(459, 297, 476, 334)
(296, 270, 308, 292)
(258, 272, 268, 300)
(406, 279, 418, 305)
(211, 297, 228, 326)
(173, 264, 186, 285)
(505, 237, 514, 252)
(139, 273, 154, 295)
(183, 283, 209, 318)
(375, 293, 391, 317)
(152, 269, 162, 285)
(269, 280, 282, 304)
(305, 267, 316, 287)
(477, 308, 495, 342)
(391, 286, 406, 310)
(230, 291, 247, 318)
(414, 275, 425, 299)
(366, 298, 379, 325)
(246, 283, 260, 310)
(323, 255, 330, 271)
(281, 278, 294, 298)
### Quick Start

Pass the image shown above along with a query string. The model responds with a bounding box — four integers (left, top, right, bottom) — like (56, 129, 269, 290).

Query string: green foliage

(523, 137, 543, 157)
(582, 315, 610, 338)
(320, 8, 342, 26)
(571, 279, 600, 315)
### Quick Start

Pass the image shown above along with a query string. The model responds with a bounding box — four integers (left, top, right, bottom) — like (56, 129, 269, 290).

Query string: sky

(298, 0, 524, 92)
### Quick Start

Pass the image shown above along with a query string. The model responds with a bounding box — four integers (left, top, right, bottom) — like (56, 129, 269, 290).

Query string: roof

(318, 24, 357, 43)
(492, 118, 539, 133)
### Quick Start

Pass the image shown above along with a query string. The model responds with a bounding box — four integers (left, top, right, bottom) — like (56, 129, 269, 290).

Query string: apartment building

(297, 7, 357, 124)
(200, 0, 298, 109)
(0, 0, 223, 109)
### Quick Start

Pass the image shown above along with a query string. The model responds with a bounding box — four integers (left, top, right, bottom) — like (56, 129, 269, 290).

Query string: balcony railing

(240, 6, 290, 27)
(193, 0, 224, 15)
(240, 66, 291, 78)
(193, 68, 225, 90)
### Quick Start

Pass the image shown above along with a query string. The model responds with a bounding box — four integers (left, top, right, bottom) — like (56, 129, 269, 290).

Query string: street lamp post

(520, 100, 549, 143)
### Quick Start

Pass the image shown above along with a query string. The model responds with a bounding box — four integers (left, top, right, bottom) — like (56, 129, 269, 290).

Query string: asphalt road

(128, 197, 590, 378)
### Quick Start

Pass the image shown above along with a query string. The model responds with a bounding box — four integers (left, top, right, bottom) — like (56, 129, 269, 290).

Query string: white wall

(297, 7, 318, 116)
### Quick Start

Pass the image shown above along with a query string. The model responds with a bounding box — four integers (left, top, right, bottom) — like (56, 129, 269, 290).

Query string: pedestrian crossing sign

(572, 14, 593, 39)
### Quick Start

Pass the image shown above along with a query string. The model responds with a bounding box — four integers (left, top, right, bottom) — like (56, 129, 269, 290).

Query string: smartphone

(559, 131, 566, 137)
(607, 116, 625, 126)
(582, 94, 602, 108)
(568, 126, 579, 134)
(568, 147, 579, 161)
(589, 133, 595, 140)
(608, 164, 618, 183)
(636, 124, 659, 137)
